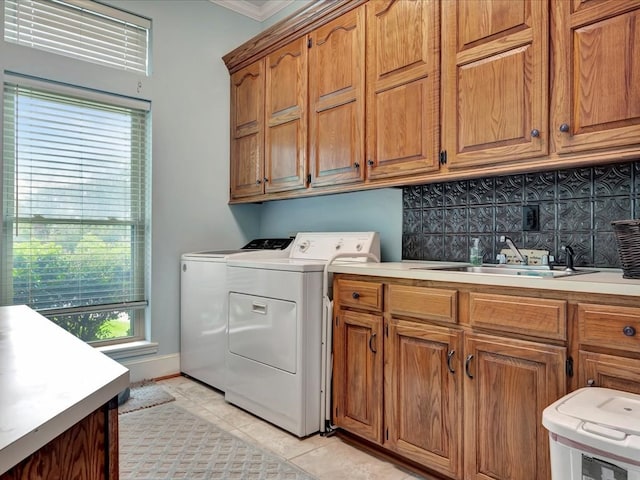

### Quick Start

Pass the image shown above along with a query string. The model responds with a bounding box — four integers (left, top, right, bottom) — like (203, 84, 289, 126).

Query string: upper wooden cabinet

(230, 59, 265, 199)
(230, 38, 308, 200)
(551, 0, 640, 154)
(264, 37, 308, 193)
(441, 0, 549, 169)
(365, 0, 440, 179)
(225, 0, 640, 203)
(308, 6, 366, 188)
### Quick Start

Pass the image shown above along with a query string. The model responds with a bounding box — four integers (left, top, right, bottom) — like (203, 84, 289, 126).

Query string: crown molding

(210, 0, 295, 22)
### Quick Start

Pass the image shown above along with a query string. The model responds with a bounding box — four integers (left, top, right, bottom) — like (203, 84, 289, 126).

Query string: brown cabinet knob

(623, 325, 636, 336)
(352, 292, 360, 299)
(559, 123, 570, 133)
(587, 379, 595, 387)
(531, 129, 540, 138)
(354, 162, 360, 169)
(256, 179, 262, 185)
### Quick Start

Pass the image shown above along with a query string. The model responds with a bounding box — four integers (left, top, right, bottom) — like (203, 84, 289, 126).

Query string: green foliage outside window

(11, 233, 133, 342)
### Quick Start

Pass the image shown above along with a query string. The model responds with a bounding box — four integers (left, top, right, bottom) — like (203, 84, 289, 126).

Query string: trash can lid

(557, 387, 640, 436)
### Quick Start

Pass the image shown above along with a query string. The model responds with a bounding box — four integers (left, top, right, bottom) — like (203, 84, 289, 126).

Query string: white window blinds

(4, 0, 150, 75)
(2, 80, 150, 342)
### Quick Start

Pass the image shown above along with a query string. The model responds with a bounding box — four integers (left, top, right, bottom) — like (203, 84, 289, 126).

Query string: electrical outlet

(523, 205, 539, 231)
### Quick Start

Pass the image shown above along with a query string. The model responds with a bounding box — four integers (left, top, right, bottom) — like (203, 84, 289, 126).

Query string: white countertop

(328, 261, 640, 297)
(0, 305, 130, 475)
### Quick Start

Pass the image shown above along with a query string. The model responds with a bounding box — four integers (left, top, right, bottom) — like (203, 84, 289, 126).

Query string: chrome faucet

(499, 235, 528, 265)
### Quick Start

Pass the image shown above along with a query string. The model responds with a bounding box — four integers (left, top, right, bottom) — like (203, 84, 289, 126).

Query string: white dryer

(225, 232, 380, 437)
(180, 238, 292, 390)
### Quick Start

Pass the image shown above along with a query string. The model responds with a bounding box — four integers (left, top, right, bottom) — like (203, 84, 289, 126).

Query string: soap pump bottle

(470, 238, 482, 266)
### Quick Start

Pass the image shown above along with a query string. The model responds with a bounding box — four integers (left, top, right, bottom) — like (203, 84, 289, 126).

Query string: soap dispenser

(470, 238, 482, 266)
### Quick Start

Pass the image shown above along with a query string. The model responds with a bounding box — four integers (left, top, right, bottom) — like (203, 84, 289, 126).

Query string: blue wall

(258, 188, 403, 261)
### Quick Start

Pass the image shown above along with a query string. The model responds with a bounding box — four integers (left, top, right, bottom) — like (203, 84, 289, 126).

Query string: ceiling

(209, 0, 296, 22)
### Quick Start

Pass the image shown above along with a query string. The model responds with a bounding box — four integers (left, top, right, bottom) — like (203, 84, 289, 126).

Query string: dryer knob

(298, 240, 310, 252)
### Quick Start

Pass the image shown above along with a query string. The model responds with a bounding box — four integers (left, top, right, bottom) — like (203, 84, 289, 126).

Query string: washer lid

(557, 387, 640, 436)
(227, 258, 327, 272)
(182, 249, 249, 258)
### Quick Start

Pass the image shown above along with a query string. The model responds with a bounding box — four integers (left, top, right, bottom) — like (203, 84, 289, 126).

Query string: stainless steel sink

(410, 265, 598, 278)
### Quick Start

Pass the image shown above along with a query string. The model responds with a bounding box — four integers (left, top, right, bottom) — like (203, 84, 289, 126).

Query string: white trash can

(542, 387, 640, 480)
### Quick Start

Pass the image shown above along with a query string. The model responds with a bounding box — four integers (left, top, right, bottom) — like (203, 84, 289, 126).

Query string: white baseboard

(119, 353, 180, 383)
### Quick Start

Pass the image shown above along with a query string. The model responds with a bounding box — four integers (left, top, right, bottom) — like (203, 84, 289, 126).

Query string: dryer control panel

(289, 232, 380, 261)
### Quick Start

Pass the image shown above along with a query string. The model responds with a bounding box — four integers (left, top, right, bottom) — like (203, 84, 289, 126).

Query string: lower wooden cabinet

(577, 303, 640, 395)
(1, 400, 118, 480)
(332, 309, 384, 443)
(385, 320, 462, 479)
(463, 333, 566, 480)
(579, 351, 640, 394)
(332, 276, 640, 480)
(333, 275, 575, 480)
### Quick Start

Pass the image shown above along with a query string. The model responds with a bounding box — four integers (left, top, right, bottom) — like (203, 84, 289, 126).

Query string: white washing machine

(179, 238, 292, 391)
(225, 232, 380, 437)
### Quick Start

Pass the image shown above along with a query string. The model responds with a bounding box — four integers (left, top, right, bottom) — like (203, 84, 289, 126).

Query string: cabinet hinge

(308, 38, 312, 48)
(335, 316, 339, 326)
(307, 173, 312, 185)
(386, 428, 389, 440)
(439, 150, 447, 165)
(385, 323, 389, 337)
(566, 357, 574, 377)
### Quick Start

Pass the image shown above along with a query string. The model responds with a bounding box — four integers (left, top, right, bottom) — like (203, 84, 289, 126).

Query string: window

(1, 77, 150, 346)
(4, 0, 150, 75)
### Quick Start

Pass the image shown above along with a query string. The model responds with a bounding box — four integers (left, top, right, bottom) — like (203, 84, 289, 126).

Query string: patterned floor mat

(118, 380, 175, 414)
(119, 402, 317, 479)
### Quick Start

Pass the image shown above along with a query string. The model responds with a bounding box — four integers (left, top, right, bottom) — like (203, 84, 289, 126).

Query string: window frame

(1, 73, 151, 347)
(4, 0, 151, 75)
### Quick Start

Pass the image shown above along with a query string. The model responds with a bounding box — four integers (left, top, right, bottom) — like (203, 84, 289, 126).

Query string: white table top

(0, 305, 130, 475)
(328, 261, 640, 297)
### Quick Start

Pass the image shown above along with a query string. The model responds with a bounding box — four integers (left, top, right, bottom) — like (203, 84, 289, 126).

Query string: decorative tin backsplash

(402, 161, 640, 268)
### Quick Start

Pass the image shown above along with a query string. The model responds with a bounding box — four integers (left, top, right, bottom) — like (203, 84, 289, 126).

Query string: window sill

(97, 340, 158, 360)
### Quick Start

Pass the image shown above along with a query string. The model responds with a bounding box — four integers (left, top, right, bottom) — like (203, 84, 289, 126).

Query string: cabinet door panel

(386, 320, 462, 479)
(464, 334, 565, 480)
(308, 7, 365, 187)
(366, 0, 439, 180)
(332, 309, 383, 444)
(442, 0, 548, 168)
(230, 60, 265, 198)
(579, 351, 640, 394)
(552, 1, 640, 153)
(231, 131, 262, 198)
(265, 38, 307, 193)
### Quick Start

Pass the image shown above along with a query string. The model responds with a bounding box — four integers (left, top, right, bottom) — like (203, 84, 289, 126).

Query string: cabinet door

(552, 1, 640, 154)
(264, 38, 307, 193)
(332, 309, 383, 444)
(230, 59, 265, 199)
(386, 320, 462, 479)
(579, 351, 640, 395)
(308, 6, 365, 188)
(365, 0, 440, 180)
(441, 0, 549, 168)
(463, 333, 566, 480)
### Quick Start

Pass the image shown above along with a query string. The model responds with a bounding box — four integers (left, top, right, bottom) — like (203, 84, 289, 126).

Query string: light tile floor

(158, 375, 426, 480)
